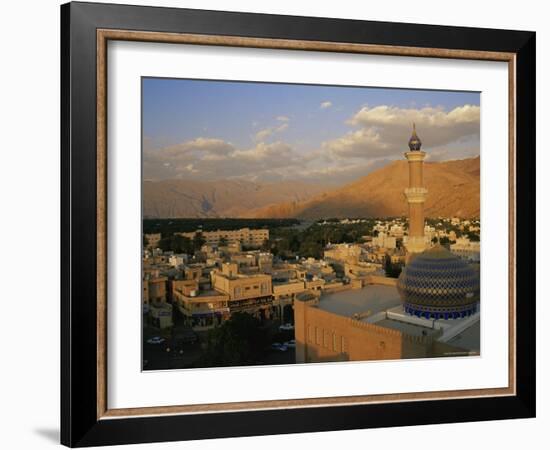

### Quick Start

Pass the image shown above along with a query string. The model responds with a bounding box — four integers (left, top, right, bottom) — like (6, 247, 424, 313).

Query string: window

(307, 325, 313, 343)
(332, 333, 338, 351)
(315, 327, 320, 345)
(341, 336, 347, 353)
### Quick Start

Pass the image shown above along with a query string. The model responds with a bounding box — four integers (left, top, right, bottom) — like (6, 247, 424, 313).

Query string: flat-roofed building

(172, 279, 230, 330)
(389, 224, 405, 238)
(372, 232, 396, 249)
(324, 243, 362, 264)
(344, 261, 381, 288)
(177, 228, 269, 248)
(258, 252, 273, 273)
(183, 264, 203, 281)
(168, 253, 187, 268)
(271, 278, 308, 322)
(144, 233, 161, 249)
(211, 263, 273, 319)
(145, 276, 168, 303)
(149, 301, 173, 329)
(450, 237, 480, 262)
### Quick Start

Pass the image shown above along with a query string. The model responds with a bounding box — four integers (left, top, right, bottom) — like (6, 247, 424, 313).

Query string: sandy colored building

(145, 276, 167, 303)
(177, 228, 269, 248)
(372, 232, 396, 249)
(172, 279, 230, 330)
(149, 301, 173, 329)
(144, 233, 161, 249)
(344, 261, 381, 288)
(450, 237, 481, 262)
(324, 243, 362, 264)
(211, 262, 273, 318)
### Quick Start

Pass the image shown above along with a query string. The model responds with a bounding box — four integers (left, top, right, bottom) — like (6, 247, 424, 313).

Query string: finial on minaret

(408, 123, 422, 151)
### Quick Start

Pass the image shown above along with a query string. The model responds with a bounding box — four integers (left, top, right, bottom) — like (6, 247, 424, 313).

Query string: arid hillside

(246, 157, 480, 219)
(143, 179, 329, 218)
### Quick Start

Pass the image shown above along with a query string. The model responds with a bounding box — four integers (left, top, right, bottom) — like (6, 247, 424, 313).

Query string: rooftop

(374, 318, 440, 337)
(318, 285, 402, 317)
(195, 289, 226, 298)
(273, 279, 304, 287)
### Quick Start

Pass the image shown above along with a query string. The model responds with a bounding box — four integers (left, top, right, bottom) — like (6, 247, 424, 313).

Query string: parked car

(271, 342, 288, 352)
(284, 339, 296, 348)
(146, 336, 165, 345)
(279, 323, 294, 331)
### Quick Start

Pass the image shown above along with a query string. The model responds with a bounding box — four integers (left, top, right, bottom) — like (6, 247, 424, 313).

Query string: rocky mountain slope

(246, 157, 480, 219)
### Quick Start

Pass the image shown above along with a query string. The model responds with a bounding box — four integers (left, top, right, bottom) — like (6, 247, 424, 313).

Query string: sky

(142, 78, 480, 185)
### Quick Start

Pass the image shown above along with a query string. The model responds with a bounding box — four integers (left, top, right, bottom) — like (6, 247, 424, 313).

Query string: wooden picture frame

(61, 1, 535, 447)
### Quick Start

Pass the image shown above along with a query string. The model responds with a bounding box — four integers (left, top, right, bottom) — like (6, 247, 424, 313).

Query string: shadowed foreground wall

(294, 298, 437, 364)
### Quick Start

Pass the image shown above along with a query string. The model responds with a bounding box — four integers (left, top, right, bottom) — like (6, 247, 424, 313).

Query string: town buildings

(450, 236, 481, 261)
(142, 126, 480, 365)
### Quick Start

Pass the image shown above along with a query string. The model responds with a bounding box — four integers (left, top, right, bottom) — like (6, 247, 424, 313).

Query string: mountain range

(143, 156, 480, 219)
(142, 179, 328, 218)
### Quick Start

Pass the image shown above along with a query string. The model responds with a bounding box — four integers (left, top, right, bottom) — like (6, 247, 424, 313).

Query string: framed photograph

(61, 1, 536, 447)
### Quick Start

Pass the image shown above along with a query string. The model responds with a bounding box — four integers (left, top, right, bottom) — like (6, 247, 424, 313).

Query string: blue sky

(142, 78, 480, 184)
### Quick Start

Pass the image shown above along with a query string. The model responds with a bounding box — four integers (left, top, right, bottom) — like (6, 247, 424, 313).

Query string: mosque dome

(408, 123, 422, 151)
(397, 245, 479, 320)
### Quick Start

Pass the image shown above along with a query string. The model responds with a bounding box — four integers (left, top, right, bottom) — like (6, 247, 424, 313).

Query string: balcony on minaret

(404, 187, 428, 203)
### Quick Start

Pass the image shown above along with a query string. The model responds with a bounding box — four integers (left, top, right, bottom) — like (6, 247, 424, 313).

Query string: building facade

(172, 279, 230, 330)
(177, 228, 269, 248)
(211, 263, 273, 318)
(294, 296, 444, 363)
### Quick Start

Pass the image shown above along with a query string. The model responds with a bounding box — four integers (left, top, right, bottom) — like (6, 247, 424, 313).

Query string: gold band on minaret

(404, 124, 428, 254)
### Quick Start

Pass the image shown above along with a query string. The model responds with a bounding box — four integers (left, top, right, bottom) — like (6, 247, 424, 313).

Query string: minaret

(404, 124, 428, 255)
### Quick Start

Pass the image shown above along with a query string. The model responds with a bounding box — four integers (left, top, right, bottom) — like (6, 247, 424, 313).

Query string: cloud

(149, 137, 234, 158)
(144, 103, 479, 184)
(324, 104, 480, 160)
(322, 128, 390, 159)
(276, 115, 289, 122)
(320, 101, 332, 109)
(250, 157, 391, 185)
(254, 122, 289, 142)
(144, 138, 297, 181)
(233, 141, 292, 161)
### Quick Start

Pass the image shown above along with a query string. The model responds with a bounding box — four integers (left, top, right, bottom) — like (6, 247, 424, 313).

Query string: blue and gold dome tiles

(397, 245, 480, 320)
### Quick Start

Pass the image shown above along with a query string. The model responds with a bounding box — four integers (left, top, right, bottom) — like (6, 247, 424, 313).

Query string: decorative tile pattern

(397, 245, 480, 320)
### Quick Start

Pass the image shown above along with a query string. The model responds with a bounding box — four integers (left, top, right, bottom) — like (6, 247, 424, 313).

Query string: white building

(450, 237, 480, 262)
(168, 254, 188, 267)
(389, 224, 405, 238)
(372, 232, 396, 249)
